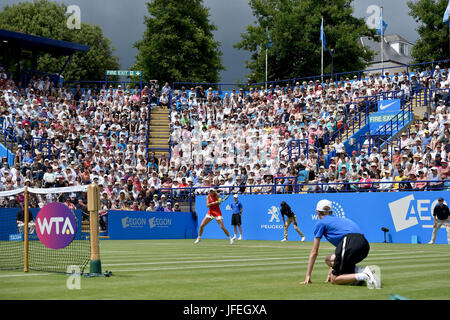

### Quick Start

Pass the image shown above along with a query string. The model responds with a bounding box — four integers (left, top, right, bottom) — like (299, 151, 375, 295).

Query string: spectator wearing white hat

(428, 115, 439, 134)
(164, 202, 173, 212)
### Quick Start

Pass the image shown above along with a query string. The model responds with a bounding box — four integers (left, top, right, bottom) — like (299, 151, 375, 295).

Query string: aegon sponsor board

(121, 216, 172, 229)
(388, 194, 440, 232)
(148, 217, 172, 229)
(107, 211, 197, 240)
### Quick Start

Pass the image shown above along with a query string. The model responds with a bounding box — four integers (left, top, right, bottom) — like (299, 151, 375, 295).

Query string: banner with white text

(107, 211, 198, 240)
(196, 192, 449, 244)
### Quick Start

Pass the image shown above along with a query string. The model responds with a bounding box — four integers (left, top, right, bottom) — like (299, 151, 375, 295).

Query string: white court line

(0, 253, 447, 278)
(102, 251, 448, 267)
(100, 249, 436, 260)
(103, 256, 298, 266)
(0, 272, 52, 278)
(100, 250, 441, 264)
(111, 255, 450, 273)
(135, 242, 173, 245)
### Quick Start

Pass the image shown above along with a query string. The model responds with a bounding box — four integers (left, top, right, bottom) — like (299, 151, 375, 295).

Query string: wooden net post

(24, 186, 29, 272)
(87, 184, 102, 275)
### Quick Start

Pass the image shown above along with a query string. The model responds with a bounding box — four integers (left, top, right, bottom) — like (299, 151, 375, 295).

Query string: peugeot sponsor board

(261, 206, 283, 230)
(196, 192, 449, 244)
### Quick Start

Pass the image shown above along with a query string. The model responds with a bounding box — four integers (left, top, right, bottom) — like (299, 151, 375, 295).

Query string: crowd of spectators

(169, 66, 450, 193)
(0, 69, 182, 214)
(0, 64, 449, 217)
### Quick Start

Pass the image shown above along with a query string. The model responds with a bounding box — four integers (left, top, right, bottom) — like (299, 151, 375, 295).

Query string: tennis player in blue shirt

(300, 199, 381, 289)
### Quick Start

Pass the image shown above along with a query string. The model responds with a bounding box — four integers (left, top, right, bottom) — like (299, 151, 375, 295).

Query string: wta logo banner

(311, 201, 346, 220)
(36, 202, 77, 250)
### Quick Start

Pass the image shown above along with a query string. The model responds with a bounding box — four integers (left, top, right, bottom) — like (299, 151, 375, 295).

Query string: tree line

(0, 0, 448, 84)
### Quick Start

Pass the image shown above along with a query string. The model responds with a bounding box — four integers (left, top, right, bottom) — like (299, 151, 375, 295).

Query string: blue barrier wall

(345, 124, 369, 155)
(0, 143, 15, 167)
(107, 211, 198, 240)
(196, 192, 450, 244)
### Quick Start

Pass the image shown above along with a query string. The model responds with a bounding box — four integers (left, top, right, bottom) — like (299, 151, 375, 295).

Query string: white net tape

(28, 185, 89, 195)
(0, 185, 89, 197)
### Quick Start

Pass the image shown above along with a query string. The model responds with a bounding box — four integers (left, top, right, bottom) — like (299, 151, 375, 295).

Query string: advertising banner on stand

(196, 192, 449, 244)
(107, 211, 197, 240)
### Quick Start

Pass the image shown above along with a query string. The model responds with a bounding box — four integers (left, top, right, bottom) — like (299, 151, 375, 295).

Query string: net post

(24, 186, 29, 273)
(87, 184, 102, 275)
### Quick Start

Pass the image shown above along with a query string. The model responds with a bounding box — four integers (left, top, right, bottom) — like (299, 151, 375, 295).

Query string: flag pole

(24, 186, 29, 273)
(265, 26, 268, 90)
(444, 1, 450, 57)
(321, 16, 324, 83)
(265, 46, 268, 90)
(381, 6, 384, 76)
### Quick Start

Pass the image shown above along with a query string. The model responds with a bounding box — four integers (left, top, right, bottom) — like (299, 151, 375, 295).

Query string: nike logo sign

(379, 101, 397, 110)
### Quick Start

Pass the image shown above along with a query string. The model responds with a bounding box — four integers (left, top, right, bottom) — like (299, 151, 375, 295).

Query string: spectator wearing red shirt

(359, 171, 373, 191)
(21, 118, 31, 127)
(438, 160, 450, 180)
(175, 177, 189, 198)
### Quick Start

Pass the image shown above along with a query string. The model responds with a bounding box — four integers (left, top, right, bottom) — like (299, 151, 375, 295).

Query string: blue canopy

(0, 28, 90, 56)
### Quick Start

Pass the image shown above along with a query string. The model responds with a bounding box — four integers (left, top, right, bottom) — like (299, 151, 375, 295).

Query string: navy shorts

(231, 213, 242, 226)
(332, 233, 370, 276)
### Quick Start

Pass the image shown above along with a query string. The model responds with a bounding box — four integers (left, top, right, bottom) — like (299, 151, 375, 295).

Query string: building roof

(360, 34, 413, 65)
(0, 29, 90, 56)
(383, 34, 414, 46)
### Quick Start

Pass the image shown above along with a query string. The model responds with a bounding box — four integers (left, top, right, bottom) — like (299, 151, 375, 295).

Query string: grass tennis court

(0, 239, 449, 300)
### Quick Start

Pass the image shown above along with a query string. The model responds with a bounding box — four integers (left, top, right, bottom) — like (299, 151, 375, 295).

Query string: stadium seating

(169, 66, 450, 197)
(0, 62, 449, 214)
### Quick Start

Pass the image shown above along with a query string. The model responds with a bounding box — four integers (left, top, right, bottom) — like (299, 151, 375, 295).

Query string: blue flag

(377, 10, 388, 36)
(320, 17, 326, 50)
(444, 0, 450, 25)
(266, 27, 272, 48)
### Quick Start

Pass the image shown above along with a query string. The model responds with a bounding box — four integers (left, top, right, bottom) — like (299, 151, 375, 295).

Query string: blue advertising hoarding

(377, 99, 401, 112)
(196, 192, 450, 244)
(107, 211, 198, 240)
(369, 111, 411, 134)
(368, 99, 412, 135)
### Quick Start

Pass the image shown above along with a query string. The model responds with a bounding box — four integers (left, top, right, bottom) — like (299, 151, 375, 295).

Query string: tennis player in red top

(194, 188, 234, 244)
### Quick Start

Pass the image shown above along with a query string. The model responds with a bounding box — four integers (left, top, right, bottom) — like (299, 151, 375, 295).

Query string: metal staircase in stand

(147, 107, 170, 158)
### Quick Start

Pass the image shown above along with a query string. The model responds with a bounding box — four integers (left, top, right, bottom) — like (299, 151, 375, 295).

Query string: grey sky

(1, 0, 419, 83)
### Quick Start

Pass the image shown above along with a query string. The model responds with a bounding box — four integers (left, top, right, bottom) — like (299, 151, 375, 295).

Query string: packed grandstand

(0, 63, 449, 216)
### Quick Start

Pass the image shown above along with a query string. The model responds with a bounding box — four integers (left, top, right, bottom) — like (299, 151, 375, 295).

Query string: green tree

(0, 0, 119, 81)
(234, 0, 376, 83)
(132, 0, 225, 85)
(407, 0, 450, 63)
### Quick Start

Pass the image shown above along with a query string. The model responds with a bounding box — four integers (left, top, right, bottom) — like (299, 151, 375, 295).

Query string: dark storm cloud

(353, 0, 418, 43)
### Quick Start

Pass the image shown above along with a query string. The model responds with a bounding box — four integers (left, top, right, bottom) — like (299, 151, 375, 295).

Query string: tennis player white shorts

(205, 214, 223, 221)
